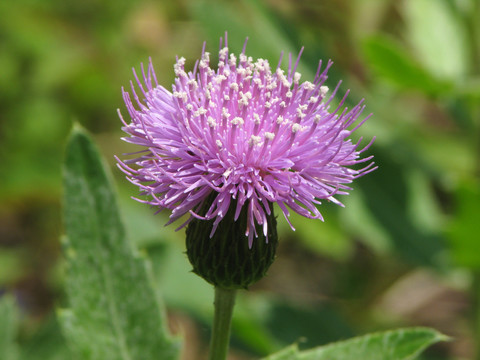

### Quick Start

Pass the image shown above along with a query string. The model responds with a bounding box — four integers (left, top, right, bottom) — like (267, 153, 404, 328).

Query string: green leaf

(362, 35, 447, 95)
(19, 315, 70, 360)
(0, 295, 19, 360)
(263, 327, 448, 360)
(447, 178, 480, 268)
(61, 125, 180, 360)
(404, 0, 470, 79)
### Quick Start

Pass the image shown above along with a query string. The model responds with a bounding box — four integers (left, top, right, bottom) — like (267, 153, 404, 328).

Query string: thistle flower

(117, 36, 376, 251)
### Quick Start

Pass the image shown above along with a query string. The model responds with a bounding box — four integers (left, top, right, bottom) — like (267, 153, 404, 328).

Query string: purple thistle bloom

(117, 36, 376, 247)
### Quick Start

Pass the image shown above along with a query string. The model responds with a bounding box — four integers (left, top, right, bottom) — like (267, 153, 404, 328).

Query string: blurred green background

(1, 0, 479, 359)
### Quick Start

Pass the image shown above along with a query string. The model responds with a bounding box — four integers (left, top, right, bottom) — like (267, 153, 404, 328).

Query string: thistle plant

(51, 34, 449, 360)
(116, 35, 377, 359)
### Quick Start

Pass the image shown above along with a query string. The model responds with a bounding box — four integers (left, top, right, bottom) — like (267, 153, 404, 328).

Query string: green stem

(208, 287, 237, 360)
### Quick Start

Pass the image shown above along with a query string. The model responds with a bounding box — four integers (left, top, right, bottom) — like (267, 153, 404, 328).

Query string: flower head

(117, 36, 376, 248)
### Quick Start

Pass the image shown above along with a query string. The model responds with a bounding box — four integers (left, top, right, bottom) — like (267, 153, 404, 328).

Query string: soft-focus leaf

(404, 0, 470, 79)
(263, 327, 447, 360)
(265, 300, 354, 351)
(19, 316, 70, 360)
(359, 150, 445, 266)
(276, 206, 353, 261)
(362, 35, 447, 95)
(448, 178, 480, 268)
(61, 125, 180, 360)
(0, 295, 19, 360)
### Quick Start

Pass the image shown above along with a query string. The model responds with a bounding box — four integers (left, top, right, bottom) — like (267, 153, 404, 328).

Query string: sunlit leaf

(263, 327, 447, 360)
(61, 125, 180, 360)
(404, 0, 469, 79)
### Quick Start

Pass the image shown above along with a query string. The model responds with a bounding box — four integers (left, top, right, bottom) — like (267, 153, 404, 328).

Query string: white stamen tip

(292, 123, 303, 133)
(294, 72, 301, 83)
(320, 86, 329, 96)
(231, 117, 244, 126)
(207, 116, 217, 128)
(265, 132, 275, 140)
(303, 81, 315, 91)
(248, 135, 262, 147)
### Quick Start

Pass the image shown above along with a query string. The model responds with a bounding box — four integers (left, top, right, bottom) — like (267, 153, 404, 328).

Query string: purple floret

(117, 35, 376, 247)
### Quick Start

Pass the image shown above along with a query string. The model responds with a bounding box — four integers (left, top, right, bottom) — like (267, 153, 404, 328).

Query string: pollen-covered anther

(253, 78, 263, 87)
(222, 108, 230, 120)
(296, 108, 306, 119)
(173, 57, 186, 76)
(219, 47, 228, 60)
(276, 115, 284, 124)
(265, 132, 275, 141)
(207, 116, 217, 128)
(173, 91, 188, 102)
(187, 79, 198, 88)
(248, 135, 262, 147)
(253, 114, 261, 125)
(239, 92, 252, 108)
(320, 86, 329, 96)
(194, 107, 207, 117)
(216, 75, 227, 84)
(292, 123, 304, 133)
(286, 91, 293, 98)
(303, 81, 315, 91)
(215, 139, 222, 148)
(309, 96, 318, 104)
(231, 117, 244, 126)
(294, 72, 302, 84)
(229, 53, 237, 66)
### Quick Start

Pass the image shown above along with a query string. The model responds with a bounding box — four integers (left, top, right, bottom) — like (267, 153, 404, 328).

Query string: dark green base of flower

(186, 194, 278, 289)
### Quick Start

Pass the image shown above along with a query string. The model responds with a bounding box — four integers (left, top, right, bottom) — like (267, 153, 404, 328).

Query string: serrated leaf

(61, 125, 180, 360)
(0, 295, 19, 360)
(263, 327, 447, 360)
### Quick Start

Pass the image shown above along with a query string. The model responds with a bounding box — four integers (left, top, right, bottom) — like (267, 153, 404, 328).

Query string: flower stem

(208, 287, 237, 360)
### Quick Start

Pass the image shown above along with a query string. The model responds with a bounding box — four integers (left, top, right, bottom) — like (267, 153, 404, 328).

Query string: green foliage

(0, 295, 19, 360)
(362, 35, 447, 95)
(404, 0, 470, 79)
(263, 328, 448, 360)
(61, 125, 180, 360)
(448, 179, 480, 268)
(2, 0, 480, 358)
